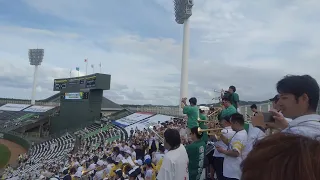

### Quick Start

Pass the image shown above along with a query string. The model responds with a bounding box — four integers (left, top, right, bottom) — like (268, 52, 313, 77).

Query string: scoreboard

(53, 73, 111, 92)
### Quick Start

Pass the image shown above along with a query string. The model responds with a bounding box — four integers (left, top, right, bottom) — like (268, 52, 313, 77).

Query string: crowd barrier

(127, 103, 273, 117)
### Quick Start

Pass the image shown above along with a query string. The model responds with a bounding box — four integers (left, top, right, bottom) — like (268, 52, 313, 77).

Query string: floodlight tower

(174, 0, 193, 110)
(29, 49, 44, 105)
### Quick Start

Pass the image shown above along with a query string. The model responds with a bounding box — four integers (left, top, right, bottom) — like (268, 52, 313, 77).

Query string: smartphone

(262, 112, 275, 122)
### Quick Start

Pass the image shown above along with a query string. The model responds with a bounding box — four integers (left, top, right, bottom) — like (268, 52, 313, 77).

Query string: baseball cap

(269, 95, 279, 102)
(134, 159, 143, 166)
(144, 158, 152, 165)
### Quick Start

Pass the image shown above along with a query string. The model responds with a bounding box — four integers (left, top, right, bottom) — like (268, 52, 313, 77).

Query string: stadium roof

(0, 93, 123, 110)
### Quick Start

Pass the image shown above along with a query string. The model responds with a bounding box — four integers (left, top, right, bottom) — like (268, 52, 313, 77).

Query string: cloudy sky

(0, 0, 320, 105)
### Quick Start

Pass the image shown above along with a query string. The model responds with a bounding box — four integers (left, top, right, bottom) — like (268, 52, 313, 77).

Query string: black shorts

(213, 157, 224, 180)
(207, 150, 215, 165)
(224, 178, 239, 180)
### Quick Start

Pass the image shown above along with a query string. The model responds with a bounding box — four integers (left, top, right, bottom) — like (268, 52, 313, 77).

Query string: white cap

(144, 155, 151, 160)
(74, 171, 82, 178)
(134, 159, 143, 166)
(97, 160, 104, 166)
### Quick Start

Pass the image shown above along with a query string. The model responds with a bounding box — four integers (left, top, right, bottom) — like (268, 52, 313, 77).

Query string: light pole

(174, 0, 193, 111)
(29, 49, 44, 105)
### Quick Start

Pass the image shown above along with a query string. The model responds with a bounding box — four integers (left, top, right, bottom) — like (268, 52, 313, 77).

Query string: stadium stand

(5, 133, 75, 179)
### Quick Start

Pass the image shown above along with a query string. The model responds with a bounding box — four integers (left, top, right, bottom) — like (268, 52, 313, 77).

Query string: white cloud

(0, 0, 320, 105)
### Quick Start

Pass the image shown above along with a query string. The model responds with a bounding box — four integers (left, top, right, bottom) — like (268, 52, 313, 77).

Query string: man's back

(186, 140, 206, 180)
(157, 144, 189, 180)
(183, 106, 199, 128)
(220, 105, 237, 119)
(230, 92, 240, 108)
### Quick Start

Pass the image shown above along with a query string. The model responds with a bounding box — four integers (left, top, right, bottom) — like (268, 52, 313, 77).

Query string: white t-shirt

(155, 153, 165, 164)
(213, 126, 235, 158)
(223, 129, 247, 179)
(126, 156, 135, 167)
(87, 163, 96, 171)
(242, 124, 266, 160)
(131, 151, 137, 160)
(282, 114, 320, 139)
(145, 169, 153, 180)
(157, 144, 189, 180)
(104, 163, 114, 174)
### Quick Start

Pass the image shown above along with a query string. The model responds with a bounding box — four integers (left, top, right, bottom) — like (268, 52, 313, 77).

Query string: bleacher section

(0, 103, 58, 131)
(124, 114, 173, 134)
(74, 123, 127, 148)
(8, 134, 75, 179)
(113, 112, 154, 127)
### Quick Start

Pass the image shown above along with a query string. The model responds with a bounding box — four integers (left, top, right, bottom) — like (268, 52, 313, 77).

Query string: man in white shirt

(263, 75, 320, 139)
(216, 113, 247, 180)
(157, 128, 189, 180)
(212, 116, 235, 180)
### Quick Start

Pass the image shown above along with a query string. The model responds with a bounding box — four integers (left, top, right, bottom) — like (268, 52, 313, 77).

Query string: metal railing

(0, 99, 60, 106)
(127, 103, 275, 117)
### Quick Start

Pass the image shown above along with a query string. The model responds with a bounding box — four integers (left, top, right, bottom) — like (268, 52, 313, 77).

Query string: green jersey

(220, 105, 237, 120)
(230, 93, 239, 108)
(185, 140, 206, 180)
(199, 114, 208, 143)
(183, 105, 199, 128)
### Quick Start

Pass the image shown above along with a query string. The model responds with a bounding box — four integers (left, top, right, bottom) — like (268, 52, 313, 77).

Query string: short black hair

(230, 113, 245, 125)
(164, 128, 181, 149)
(222, 96, 231, 102)
(222, 115, 231, 122)
(250, 104, 257, 109)
(190, 127, 203, 139)
(229, 85, 236, 92)
(277, 75, 319, 111)
(189, 97, 197, 105)
(92, 156, 99, 164)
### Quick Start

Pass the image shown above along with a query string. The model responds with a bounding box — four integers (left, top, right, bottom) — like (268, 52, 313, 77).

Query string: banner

(124, 114, 173, 134)
(0, 104, 30, 111)
(23, 105, 55, 113)
(115, 112, 154, 127)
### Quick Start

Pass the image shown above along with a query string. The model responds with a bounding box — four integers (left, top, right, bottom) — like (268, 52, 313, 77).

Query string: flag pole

(99, 62, 102, 73)
(70, 69, 71, 78)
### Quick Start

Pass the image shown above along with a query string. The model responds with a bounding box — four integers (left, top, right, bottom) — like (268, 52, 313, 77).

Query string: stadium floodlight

(174, 0, 193, 110)
(29, 49, 44, 105)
